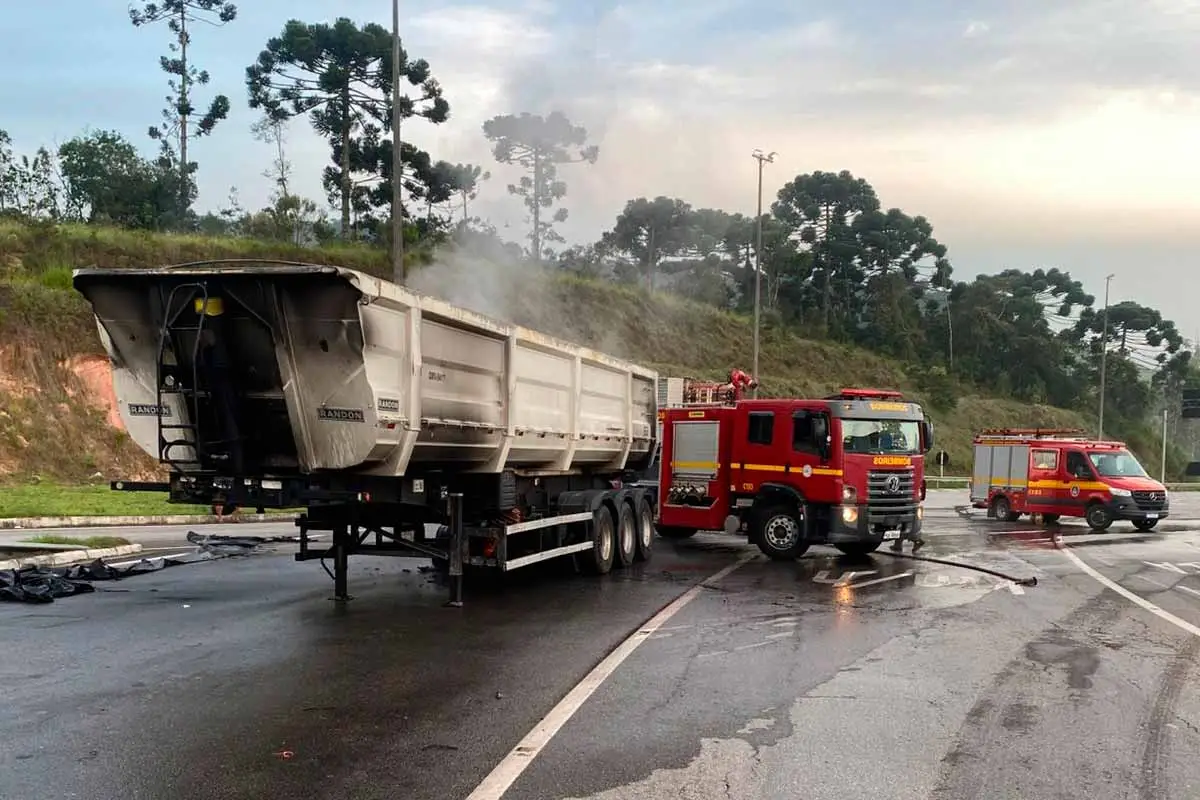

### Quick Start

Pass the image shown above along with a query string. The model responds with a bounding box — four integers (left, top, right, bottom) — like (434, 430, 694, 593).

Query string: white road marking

(464, 551, 757, 800)
(734, 640, 773, 652)
(1059, 547, 1200, 638)
(846, 571, 913, 589)
(766, 631, 793, 640)
(1176, 585, 1200, 600)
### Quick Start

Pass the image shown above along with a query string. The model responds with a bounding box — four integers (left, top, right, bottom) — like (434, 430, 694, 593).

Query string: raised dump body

(72, 261, 658, 479)
(72, 260, 662, 601)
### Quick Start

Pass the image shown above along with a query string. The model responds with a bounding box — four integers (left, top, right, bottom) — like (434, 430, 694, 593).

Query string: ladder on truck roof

(976, 427, 1089, 441)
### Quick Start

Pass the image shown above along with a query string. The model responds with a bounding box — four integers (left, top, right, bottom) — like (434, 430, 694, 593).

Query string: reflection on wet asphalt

(3, 494, 1200, 799)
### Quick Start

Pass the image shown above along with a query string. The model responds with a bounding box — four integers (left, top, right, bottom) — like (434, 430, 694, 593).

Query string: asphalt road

(3, 492, 1200, 799)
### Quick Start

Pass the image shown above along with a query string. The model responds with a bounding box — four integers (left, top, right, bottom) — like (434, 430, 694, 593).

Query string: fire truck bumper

(1104, 495, 1169, 522)
(826, 504, 923, 543)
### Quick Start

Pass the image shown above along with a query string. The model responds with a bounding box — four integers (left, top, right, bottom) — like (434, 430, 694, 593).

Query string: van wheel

(614, 500, 638, 568)
(1085, 502, 1114, 532)
(578, 505, 617, 575)
(1132, 518, 1159, 532)
(991, 495, 1020, 522)
(634, 496, 655, 562)
(752, 504, 809, 561)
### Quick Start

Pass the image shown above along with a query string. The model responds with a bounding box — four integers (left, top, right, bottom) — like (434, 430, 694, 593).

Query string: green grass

(24, 533, 132, 548)
(0, 484, 209, 519)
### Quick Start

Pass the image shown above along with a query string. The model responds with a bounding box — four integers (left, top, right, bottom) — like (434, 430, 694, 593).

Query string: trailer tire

(1085, 502, 1114, 532)
(578, 504, 618, 575)
(633, 496, 654, 562)
(752, 503, 809, 561)
(615, 500, 638, 568)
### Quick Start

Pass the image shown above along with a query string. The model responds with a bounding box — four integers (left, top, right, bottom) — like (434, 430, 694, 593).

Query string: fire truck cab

(969, 428, 1170, 531)
(656, 386, 933, 560)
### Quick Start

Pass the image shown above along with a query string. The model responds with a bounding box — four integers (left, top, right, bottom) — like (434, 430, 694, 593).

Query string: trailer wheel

(614, 500, 638, 568)
(578, 504, 617, 575)
(1133, 518, 1159, 532)
(633, 496, 654, 562)
(991, 495, 1020, 522)
(1085, 502, 1114, 532)
(752, 504, 809, 561)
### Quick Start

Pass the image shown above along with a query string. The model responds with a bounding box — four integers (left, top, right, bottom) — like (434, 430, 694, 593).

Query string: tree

(772, 170, 880, 333)
(443, 162, 489, 224)
(129, 0, 238, 221)
(0, 130, 60, 220)
(57, 130, 181, 229)
(601, 196, 694, 290)
(481, 111, 599, 262)
(246, 18, 449, 238)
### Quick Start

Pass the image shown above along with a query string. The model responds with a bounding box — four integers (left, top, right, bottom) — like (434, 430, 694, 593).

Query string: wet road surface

(3, 492, 1200, 799)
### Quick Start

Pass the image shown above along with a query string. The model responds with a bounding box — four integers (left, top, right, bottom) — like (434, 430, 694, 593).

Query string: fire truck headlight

(1109, 487, 1132, 497)
(842, 486, 857, 504)
(841, 506, 858, 524)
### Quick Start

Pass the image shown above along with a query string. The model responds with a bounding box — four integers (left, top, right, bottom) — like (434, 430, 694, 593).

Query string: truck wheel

(615, 500, 638, 568)
(991, 495, 1020, 522)
(835, 541, 880, 557)
(1084, 502, 1114, 532)
(657, 525, 697, 540)
(1132, 518, 1159, 532)
(578, 504, 617, 575)
(633, 496, 654, 562)
(753, 504, 809, 561)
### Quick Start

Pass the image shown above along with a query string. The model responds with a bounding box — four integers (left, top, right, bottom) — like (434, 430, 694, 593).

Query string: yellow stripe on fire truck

(734, 463, 843, 476)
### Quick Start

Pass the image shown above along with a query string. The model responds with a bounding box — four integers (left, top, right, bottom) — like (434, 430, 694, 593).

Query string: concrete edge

(0, 513, 297, 530)
(0, 543, 143, 571)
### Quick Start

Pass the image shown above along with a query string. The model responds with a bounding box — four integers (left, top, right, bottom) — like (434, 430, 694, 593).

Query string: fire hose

(876, 549, 1039, 587)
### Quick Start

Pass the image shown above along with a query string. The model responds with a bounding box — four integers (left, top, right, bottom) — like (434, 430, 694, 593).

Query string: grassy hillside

(0, 220, 1099, 493)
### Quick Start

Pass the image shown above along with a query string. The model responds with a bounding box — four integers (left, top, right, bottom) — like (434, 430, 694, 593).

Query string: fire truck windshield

(840, 419, 921, 455)
(1087, 450, 1149, 479)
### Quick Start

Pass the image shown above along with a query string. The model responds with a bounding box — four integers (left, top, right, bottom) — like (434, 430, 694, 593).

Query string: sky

(1, 0, 1198, 332)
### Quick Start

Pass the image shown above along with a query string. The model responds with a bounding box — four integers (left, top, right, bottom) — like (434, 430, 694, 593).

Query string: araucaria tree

(481, 111, 599, 262)
(129, 0, 238, 222)
(245, 17, 449, 239)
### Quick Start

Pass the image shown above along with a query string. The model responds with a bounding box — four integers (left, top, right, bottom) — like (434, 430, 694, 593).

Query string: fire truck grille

(866, 470, 917, 521)
(1132, 490, 1167, 510)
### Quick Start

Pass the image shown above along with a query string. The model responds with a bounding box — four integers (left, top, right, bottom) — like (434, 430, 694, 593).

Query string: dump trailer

(72, 260, 660, 603)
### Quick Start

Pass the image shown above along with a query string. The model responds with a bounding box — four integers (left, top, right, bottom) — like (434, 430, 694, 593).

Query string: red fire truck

(655, 381, 934, 560)
(969, 428, 1170, 531)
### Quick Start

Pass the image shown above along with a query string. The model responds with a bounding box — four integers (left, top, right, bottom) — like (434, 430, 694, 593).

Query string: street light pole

(1097, 273, 1114, 439)
(751, 149, 776, 398)
(390, 0, 404, 284)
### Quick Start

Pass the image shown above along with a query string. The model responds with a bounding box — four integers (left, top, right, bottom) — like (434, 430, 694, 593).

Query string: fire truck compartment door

(671, 420, 720, 480)
(971, 443, 1029, 502)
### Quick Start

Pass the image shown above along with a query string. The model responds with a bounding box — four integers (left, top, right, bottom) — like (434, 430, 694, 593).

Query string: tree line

(0, 3, 1195, 458)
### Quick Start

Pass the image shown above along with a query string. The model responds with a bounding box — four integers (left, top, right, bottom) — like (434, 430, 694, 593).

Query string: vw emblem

(885, 475, 901, 493)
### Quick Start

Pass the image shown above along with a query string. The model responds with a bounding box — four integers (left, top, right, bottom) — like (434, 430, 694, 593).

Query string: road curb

(0, 513, 296, 530)
(0, 543, 143, 571)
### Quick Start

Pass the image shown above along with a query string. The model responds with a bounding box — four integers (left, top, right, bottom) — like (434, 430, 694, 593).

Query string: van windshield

(1088, 450, 1149, 479)
(841, 419, 921, 455)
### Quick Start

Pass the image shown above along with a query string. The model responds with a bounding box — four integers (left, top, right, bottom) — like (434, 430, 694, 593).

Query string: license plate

(882, 531, 901, 541)
(1145, 513, 1158, 520)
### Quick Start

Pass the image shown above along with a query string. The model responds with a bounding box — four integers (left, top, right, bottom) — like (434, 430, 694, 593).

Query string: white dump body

(72, 262, 658, 477)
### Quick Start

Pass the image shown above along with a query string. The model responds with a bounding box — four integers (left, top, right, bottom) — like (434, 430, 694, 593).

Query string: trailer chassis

(111, 476, 655, 606)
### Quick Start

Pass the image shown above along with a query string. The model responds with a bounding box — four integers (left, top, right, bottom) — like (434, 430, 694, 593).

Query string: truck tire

(633, 496, 654, 562)
(657, 525, 697, 540)
(578, 504, 618, 575)
(614, 500, 638, 568)
(752, 503, 809, 561)
(1085, 502, 1114, 532)
(991, 495, 1021, 522)
(1133, 518, 1159, 532)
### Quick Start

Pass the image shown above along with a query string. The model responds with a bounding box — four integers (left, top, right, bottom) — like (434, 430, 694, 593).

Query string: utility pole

(751, 149, 776, 399)
(390, 0, 404, 284)
(1097, 273, 1114, 439)
(1162, 407, 1169, 481)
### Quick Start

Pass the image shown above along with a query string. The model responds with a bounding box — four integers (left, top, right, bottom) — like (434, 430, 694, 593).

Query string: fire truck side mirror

(920, 420, 934, 453)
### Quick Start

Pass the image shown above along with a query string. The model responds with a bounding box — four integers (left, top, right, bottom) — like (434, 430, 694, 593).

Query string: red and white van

(969, 428, 1169, 531)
